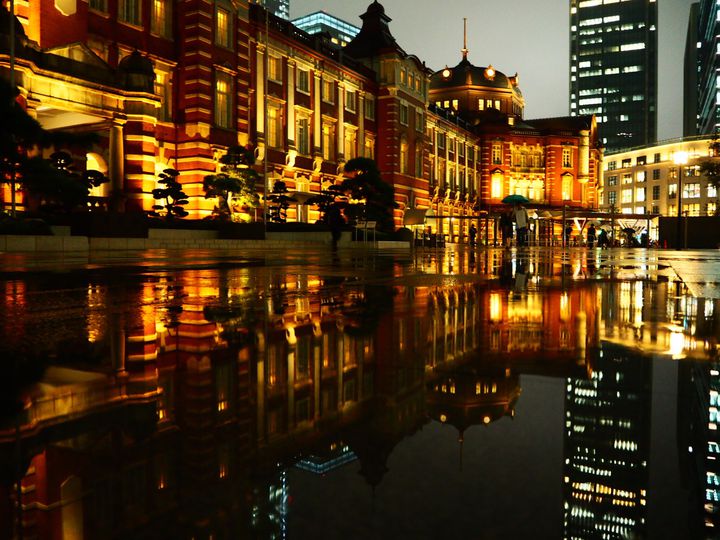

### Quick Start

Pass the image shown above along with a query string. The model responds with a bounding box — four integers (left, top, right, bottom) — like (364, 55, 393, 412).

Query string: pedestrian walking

(587, 224, 596, 248)
(499, 211, 514, 247)
(514, 205, 529, 247)
(469, 223, 477, 247)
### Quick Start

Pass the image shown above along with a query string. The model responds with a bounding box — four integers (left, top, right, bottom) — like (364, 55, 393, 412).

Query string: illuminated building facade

(599, 136, 718, 235)
(569, 0, 658, 152)
(0, 1, 601, 232)
(291, 11, 360, 47)
(563, 343, 652, 538)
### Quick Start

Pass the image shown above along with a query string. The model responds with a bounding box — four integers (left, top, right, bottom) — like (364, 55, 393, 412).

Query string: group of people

(498, 205, 530, 248)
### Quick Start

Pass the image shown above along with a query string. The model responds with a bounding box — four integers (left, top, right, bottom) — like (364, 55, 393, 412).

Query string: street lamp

(673, 151, 689, 249)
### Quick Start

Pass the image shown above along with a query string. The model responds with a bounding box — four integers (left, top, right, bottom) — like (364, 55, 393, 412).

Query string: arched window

(562, 173, 573, 201)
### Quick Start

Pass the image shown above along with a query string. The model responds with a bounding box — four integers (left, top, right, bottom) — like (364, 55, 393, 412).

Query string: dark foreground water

(0, 247, 716, 539)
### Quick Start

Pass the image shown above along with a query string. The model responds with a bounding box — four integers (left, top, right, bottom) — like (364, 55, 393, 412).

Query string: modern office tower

(695, 0, 720, 135)
(569, 0, 658, 152)
(563, 343, 652, 539)
(683, 3, 700, 137)
(255, 0, 289, 20)
(292, 11, 360, 47)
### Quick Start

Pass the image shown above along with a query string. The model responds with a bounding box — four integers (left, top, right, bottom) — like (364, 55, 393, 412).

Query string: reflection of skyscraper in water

(563, 343, 651, 538)
(250, 468, 289, 539)
(677, 296, 720, 536)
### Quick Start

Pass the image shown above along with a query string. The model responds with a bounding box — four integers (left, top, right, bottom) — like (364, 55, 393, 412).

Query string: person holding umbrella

(514, 204, 529, 247)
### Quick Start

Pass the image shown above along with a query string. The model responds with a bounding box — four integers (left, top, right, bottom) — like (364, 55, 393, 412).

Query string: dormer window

(441, 67, 451, 79)
(484, 65, 495, 80)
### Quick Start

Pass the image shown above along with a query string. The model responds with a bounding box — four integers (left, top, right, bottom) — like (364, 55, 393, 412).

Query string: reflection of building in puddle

(295, 441, 357, 474)
(678, 359, 720, 534)
(563, 343, 651, 538)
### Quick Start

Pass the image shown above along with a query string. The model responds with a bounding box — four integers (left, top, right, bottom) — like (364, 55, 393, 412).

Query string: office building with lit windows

(563, 343, 652, 539)
(599, 136, 717, 240)
(569, 0, 658, 152)
(292, 11, 360, 47)
(691, 0, 720, 135)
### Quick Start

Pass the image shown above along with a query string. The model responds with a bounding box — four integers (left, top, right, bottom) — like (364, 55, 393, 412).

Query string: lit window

(635, 187, 645, 202)
(344, 129, 357, 160)
(267, 104, 283, 148)
(562, 148, 572, 168)
(154, 69, 172, 122)
(215, 8, 232, 47)
(562, 174, 572, 200)
(322, 123, 335, 161)
(400, 136, 408, 173)
(491, 172, 503, 198)
(492, 144, 502, 165)
(322, 79, 335, 104)
(151, 0, 172, 38)
(214, 71, 232, 128)
(622, 188, 632, 203)
(268, 56, 282, 82)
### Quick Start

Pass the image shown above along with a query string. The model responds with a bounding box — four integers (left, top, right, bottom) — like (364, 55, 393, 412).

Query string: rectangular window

(119, 0, 142, 26)
(154, 70, 172, 122)
(268, 56, 282, 82)
(669, 167, 678, 179)
(607, 190, 617, 206)
(364, 136, 375, 159)
(653, 153, 661, 163)
(415, 109, 423, 132)
(344, 130, 357, 160)
(562, 148, 572, 168)
(151, 0, 172, 38)
(636, 155, 646, 166)
(635, 187, 645, 202)
(684, 203, 700, 216)
(709, 202, 717, 215)
(494, 100, 501, 110)
(708, 185, 718, 198)
(607, 175, 617, 186)
(621, 158, 631, 168)
(322, 80, 335, 104)
(437, 132, 446, 150)
(668, 183, 677, 198)
(297, 69, 310, 93)
(364, 97, 375, 120)
(399, 103, 409, 125)
(89, 0, 108, 12)
(216, 7, 232, 48)
(478, 99, 484, 111)
(622, 188, 632, 203)
(652, 205, 659, 214)
(415, 144, 423, 177)
(492, 144, 502, 165)
(652, 169, 660, 180)
(297, 117, 310, 155)
(636, 171, 646, 183)
(652, 185, 660, 200)
(607, 161, 617, 171)
(214, 71, 232, 128)
(458, 142, 465, 158)
(322, 123, 335, 161)
(683, 183, 701, 198)
(267, 105, 283, 148)
(345, 90, 357, 113)
(622, 173, 633, 184)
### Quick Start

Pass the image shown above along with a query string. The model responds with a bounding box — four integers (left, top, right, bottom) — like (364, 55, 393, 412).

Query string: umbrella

(502, 194, 529, 205)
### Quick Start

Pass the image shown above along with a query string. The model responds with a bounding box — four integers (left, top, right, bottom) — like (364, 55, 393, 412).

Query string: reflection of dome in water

(427, 369, 521, 437)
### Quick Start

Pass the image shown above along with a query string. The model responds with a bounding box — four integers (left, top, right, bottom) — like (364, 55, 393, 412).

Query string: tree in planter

(340, 157, 397, 232)
(149, 168, 189, 220)
(305, 184, 346, 224)
(203, 145, 260, 222)
(265, 180, 297, 223)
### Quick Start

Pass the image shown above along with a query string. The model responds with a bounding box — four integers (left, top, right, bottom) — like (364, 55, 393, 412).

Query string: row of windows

(90, 0, 173, 37)
(604, 184, 717, 205)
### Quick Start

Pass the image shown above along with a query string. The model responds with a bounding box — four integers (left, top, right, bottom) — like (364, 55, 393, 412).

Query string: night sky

(291, 0, 697, 141)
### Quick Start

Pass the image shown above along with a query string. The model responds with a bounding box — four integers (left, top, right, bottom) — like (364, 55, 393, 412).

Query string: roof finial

(462, 18, 469, 60)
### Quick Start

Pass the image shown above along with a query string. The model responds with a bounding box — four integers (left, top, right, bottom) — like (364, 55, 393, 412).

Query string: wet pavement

(0, 245, 718, 539)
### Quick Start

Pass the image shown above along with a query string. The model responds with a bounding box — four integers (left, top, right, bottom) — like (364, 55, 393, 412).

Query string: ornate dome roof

(118, 51, 155, 92)
(430, 57, 521, 95)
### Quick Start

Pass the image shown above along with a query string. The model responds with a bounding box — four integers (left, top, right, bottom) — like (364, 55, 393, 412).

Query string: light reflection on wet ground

(0, 246, 718, 539)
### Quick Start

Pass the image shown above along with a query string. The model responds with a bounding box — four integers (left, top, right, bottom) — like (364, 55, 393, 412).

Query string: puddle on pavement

(0, 249, 716, 539)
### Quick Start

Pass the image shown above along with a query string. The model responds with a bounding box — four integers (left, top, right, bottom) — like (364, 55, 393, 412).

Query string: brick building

(1, 0, 601, 237)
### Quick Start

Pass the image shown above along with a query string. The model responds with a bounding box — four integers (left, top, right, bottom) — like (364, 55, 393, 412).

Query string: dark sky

(291, 0, 697, 141)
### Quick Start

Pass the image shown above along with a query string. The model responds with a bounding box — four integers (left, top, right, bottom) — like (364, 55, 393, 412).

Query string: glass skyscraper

(255, 0, 289, 20)
(292, 11, 360, 47)
(569, 0, 657, 152)
(693, 0, 720, 135)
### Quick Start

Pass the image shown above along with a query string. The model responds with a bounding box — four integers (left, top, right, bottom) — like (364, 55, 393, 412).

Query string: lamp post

(674, 151, 688, 250)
